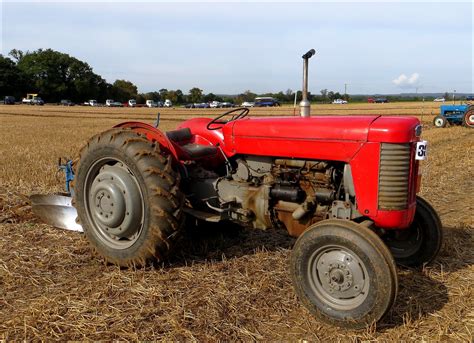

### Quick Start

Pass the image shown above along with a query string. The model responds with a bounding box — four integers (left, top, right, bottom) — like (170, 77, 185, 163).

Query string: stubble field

(0, 102, 473, 341)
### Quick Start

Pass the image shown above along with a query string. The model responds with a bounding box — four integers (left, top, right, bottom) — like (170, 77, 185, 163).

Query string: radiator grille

(378, 143, 411, 210)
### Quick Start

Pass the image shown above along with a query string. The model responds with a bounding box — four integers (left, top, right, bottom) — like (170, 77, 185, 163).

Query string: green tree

(327, 91, 335, 101)
(188, 87, 203, 103)
(110, 79, 138, 102)
(0, 54, 25, 98)
(175, 89, 184, 104)
(159, 88, 168, 100)
(320, 89, 328, 102)
(14, 48, 108, 102)
(144, 91, 161, 101)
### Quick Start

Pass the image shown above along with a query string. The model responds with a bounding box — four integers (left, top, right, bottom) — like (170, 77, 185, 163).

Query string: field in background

(0, 102, 473, 340)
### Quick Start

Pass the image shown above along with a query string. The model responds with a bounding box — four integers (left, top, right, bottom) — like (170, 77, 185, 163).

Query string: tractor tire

(73, 127, 184, 267)
(463, 108, 474, 128)
(433, 115, 447, 128)
(382, 196, 442, 267)
(290, 219, 398, 329)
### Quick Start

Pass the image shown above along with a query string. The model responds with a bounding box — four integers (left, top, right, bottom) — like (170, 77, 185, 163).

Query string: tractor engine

(186, 156, 356, 236)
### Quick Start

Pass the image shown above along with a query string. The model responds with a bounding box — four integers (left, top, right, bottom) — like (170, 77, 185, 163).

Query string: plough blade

(30, 194, 83, 232)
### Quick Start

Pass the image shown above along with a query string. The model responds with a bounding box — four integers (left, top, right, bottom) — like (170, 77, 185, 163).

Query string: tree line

(0, 48, 352, 105)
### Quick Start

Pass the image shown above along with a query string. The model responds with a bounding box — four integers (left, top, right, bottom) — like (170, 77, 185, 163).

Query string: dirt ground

(0, 103, 473, 341)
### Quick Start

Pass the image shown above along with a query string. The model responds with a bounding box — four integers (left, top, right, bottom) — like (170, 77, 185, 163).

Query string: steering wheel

(206, 107, 250, 130)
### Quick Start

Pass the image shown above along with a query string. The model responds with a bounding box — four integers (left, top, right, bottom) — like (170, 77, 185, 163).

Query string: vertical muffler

(300, 49, 316, 117)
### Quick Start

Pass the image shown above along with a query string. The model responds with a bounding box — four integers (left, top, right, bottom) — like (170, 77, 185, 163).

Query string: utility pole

(344, 83, 347, 96)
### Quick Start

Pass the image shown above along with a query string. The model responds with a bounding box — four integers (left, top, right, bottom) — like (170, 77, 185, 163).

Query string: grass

(0, 103, 473, 341)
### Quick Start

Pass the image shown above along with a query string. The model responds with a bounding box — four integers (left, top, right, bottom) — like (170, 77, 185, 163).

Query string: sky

(1, 1, 473, 95)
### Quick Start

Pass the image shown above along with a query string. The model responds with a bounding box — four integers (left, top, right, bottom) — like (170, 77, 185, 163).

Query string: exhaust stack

(300, 49, 316, 117)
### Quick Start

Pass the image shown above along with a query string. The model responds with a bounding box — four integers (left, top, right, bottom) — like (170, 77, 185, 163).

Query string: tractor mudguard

(114, 121, 180, 162)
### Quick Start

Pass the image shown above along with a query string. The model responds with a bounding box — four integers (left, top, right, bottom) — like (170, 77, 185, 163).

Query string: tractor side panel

(227, 116, 375, 161)
(230, 136, 363, 162)
(349, 142, 380, 217)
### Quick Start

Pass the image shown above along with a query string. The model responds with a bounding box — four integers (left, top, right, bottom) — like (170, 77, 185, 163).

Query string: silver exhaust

(30, 194, 83, 232)
(300, 49, 316, 117)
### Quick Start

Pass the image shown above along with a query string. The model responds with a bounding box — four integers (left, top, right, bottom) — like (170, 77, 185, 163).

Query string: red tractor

(71, 50, 442, 328)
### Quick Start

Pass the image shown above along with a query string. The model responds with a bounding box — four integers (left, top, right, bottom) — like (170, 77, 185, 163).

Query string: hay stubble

(0, 103, 472, 341)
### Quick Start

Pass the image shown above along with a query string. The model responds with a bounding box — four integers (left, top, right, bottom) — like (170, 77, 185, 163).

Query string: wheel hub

(88, 163, 143, 242)
(310, 247, 368, 309)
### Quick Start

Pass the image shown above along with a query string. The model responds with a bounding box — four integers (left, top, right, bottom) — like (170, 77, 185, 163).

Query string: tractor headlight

(414, 124, 422, 137)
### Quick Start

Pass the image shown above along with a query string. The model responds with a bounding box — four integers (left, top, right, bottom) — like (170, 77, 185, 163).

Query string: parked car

(466, 95, 474, 101)
(221, 102, 235, 108)
(146, 100, 162, 108)
(332, 99, 348, 104)
(128, 99, 137, 107)
(60, 99, 74, 106)
(210, 101, 221, 108)
(367, 98, 375, 103)
(375, 98, 389, 103)
(22, 93, 44, 105)
(106, 99, 123, 107)
(164, 99, 172, 107)
(433, 97, 445, 102)
(254, 97, 280, 107)
(184, 103, 195, 108)
(4, 96, 16, 105)
(83, 100, 98, 106)
(193, 103, 210, 108)
(241, 101, 255, 107)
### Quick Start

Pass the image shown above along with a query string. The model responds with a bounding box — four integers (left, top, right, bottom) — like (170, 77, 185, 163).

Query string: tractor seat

(166, 128, 218, 159)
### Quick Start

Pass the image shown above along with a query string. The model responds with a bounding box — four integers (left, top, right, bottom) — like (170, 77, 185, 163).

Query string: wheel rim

(307, 245, 369, 310)
(84, 157, 144, 249)
(434, 118, 444, 127)
(466, 113, 474, 127)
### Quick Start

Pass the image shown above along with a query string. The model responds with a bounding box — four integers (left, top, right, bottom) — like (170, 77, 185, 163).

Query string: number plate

(415, 140, 428, 160)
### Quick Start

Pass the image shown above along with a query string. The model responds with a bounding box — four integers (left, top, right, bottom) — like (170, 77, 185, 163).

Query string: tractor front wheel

(74, 128, 184, 267)
(290, 219, 398, 329)
(463, 107, 474, 128)
(433, 115, 447, 128)
(382, 196, 442, 267)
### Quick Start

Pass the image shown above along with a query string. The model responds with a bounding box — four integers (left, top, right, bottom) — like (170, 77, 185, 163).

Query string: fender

(114, 121, 180, 162)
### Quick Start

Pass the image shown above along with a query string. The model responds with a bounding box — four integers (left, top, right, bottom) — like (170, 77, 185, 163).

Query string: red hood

(230, 115, 421, 143)
(231, 116, 378, 142)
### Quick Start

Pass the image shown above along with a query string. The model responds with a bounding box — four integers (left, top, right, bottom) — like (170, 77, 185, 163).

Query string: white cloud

(393, 73, 421, 89)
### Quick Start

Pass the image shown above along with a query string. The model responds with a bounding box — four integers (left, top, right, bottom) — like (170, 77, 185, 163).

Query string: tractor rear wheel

(433, 115, 447, 128)
(463, 107, 474, 128)
(74, 128, 184, 267)
(290, 219, 398, 329)
(382, 196, 442, 267)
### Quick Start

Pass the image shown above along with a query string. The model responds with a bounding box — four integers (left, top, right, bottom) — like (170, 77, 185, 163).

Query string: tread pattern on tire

(73, 127, 184, 267)
(290, 219, 398, 329)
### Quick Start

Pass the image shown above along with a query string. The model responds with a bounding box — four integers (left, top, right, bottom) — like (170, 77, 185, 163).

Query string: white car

(146, 100, 158, 108)
(333, 99, 348, 104)
(433, 98, 445, 102)
(209, 101, 221, 108)
(164, 99, 172, 107)
(241, 101, 255, 107)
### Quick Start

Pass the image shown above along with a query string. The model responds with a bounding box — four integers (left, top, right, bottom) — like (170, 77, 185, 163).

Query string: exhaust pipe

(300, 49, 316, 117)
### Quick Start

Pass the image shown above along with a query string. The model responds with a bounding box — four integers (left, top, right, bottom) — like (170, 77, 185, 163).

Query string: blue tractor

(433, 104, 474, 128)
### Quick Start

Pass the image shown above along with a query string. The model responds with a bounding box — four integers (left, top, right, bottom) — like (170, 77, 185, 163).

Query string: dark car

(466, 95, 474, 101)
(254, 97, 280, 107)
(375, 98, 389, 103)
(4, 96, 16, 105)
(60, 99, 75, 106)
